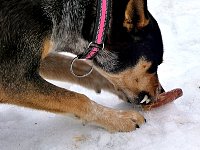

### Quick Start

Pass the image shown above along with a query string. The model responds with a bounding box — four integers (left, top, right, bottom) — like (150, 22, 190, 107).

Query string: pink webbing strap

(78, 0, 111, 60)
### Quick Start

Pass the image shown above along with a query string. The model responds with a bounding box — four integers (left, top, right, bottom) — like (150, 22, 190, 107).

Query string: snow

(1, 0, 200, 149)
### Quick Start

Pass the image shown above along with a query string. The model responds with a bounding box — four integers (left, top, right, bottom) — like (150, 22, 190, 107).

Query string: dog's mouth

(138, 91, 163, 106)
(139, 94, 152, 105)
(133, 84, 165, 105)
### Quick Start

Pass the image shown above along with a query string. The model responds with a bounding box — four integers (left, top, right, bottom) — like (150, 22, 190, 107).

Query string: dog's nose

(160, 85, 165, 93)
(136, 91, 151, 104)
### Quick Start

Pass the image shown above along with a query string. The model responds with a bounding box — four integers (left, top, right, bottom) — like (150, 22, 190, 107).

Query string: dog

(0, 0, 164, 132)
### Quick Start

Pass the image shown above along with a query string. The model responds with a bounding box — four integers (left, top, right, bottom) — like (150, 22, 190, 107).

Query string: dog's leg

(0, 74, 145, 132)
(40, 53, 135, 102)
(40, 53, 115, 94)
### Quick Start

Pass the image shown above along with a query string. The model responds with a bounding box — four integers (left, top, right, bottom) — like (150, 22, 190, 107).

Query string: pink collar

(78, 0, 111, 60)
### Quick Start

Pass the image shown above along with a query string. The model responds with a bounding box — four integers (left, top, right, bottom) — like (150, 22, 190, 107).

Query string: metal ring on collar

(88, 42, 105, 50)
(70, 57, 94, 78)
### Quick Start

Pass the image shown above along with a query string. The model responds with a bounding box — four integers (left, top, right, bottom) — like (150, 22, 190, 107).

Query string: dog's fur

(0, 0, 164, 132)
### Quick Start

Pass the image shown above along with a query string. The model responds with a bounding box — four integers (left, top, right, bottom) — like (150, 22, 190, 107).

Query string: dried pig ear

(142, 88, 183, 111)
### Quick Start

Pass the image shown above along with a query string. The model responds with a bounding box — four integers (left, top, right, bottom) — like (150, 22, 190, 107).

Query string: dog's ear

(123, 0, 149, 32)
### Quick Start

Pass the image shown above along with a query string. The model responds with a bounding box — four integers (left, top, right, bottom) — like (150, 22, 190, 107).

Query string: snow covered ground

(1, 0, 200, 149)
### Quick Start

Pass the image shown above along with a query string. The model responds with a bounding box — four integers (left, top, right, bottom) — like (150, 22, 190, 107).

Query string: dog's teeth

(140, 95, 148, 104)
(140, 98, 146, 104)
(146, 99, 151, 104)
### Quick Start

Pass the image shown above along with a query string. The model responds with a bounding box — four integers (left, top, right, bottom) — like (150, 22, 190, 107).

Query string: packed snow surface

(1, 0, 200, 149)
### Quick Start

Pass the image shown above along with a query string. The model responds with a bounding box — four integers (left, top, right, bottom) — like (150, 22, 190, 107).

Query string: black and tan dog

(0, 0, 164, 132)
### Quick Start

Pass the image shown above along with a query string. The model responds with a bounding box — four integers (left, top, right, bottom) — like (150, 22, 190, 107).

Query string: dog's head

(48, 0, 163, 104)
(81, 0, 164, 104)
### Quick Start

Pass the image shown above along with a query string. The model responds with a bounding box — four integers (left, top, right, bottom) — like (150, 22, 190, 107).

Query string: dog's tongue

(142, 88, 183, 111)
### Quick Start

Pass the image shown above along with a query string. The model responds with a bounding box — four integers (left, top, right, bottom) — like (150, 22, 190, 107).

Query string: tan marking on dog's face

(101, 58, 159, 102)
(41, 38, 53, 59)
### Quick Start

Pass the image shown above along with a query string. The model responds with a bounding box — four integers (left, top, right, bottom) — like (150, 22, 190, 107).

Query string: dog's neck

(42, 0, 120, 72)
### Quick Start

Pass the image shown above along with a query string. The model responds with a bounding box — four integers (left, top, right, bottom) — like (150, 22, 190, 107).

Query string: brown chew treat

(142, 88, 183, 111)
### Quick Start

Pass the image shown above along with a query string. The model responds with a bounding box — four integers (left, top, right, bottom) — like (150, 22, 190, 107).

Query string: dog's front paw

(90, 105, 145, 132)
(104, 110, 145, 132)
